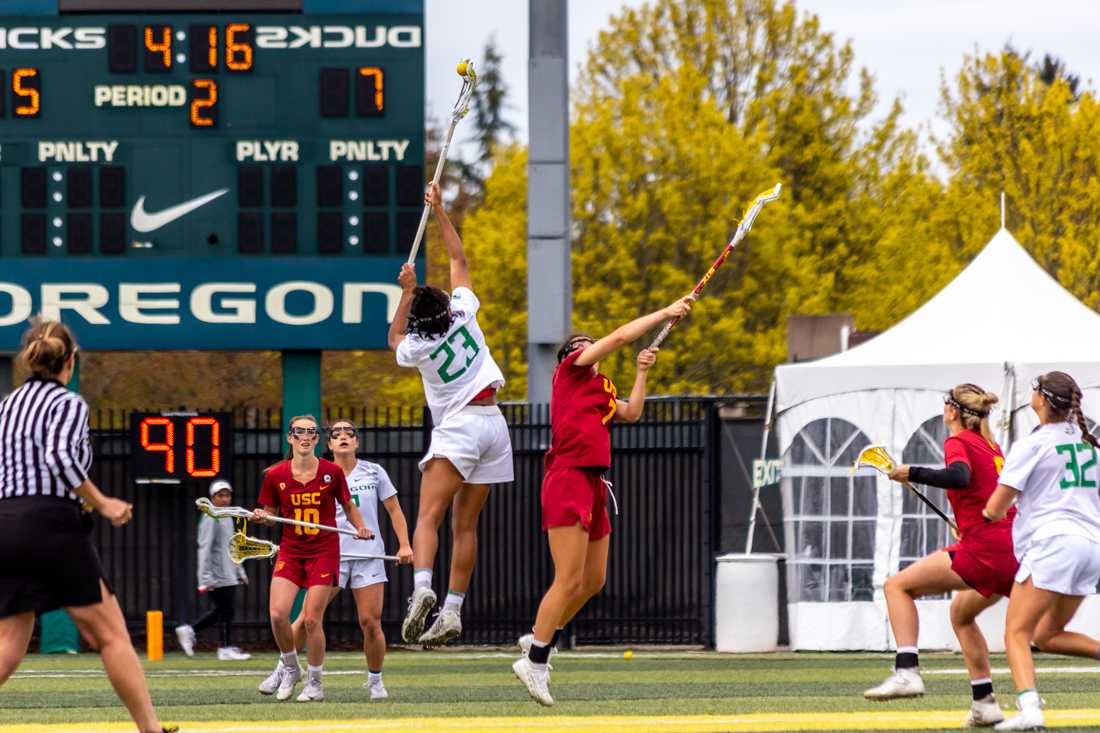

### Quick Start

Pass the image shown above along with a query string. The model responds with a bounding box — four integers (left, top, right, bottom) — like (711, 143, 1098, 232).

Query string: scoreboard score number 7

(130, 411, 233, 485)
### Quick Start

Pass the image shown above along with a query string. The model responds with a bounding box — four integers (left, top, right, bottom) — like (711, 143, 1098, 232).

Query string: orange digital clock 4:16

(129, 412, 233, 484)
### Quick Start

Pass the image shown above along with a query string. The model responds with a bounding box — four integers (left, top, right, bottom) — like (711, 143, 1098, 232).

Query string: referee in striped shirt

(0, 318, 176, 733)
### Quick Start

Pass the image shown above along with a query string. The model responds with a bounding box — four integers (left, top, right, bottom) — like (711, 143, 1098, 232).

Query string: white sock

(444, 591, 465, 613)
(281, 651, 298, 668)
(368, 671, 383, 684)
(414, 569, 433, 588)
(896, 645, 918, 655)
(1018, 689, 1040, 709)
(308, 664, 323, 681)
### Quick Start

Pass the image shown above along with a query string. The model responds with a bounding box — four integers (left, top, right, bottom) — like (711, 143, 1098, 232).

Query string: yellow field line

(10, 710, 1100, 733)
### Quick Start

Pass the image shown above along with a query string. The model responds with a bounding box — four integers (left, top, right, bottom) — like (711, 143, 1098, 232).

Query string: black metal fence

(84, 397, 749, 649)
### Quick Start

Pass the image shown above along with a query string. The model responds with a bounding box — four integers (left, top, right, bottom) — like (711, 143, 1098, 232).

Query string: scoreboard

(0, 0, 424, 351)
(130, 410, 232, 485)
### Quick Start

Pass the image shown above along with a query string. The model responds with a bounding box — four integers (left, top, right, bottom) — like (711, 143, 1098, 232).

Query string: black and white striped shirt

(0, 377, 92, 502)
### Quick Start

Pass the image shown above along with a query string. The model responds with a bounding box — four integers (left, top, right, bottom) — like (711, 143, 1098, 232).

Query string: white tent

(771, 228, 1100, 650)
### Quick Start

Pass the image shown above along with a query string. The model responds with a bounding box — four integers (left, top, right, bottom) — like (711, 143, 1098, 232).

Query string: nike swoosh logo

(131, 188, 229, 233)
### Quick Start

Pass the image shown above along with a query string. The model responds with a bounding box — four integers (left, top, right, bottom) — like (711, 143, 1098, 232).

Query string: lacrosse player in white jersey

(276, 419, 413, 699)
(387, 182, 514, 647)
(984, 371, 1100, 731)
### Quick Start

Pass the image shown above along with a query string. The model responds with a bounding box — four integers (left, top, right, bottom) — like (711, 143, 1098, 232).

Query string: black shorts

(0, 496, 111, 619)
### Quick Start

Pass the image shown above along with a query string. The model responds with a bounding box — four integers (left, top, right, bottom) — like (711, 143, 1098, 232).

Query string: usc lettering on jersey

(258, 458, 351, 559)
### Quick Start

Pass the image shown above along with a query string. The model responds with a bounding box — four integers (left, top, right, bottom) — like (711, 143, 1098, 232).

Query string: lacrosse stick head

(738, 183, 783, 234)
(227, 532, 278, 565)
(451, 59, 477, 122)
(852, 444, 896, 475)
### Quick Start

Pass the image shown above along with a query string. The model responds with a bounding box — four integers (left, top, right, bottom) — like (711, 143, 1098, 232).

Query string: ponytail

(949, 383, 1000, 442)
(1071, 391, 1100, 450)
(19, 317, 77, 380)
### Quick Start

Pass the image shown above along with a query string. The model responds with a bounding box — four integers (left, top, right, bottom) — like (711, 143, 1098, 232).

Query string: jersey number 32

(1057, 442, 1099, 490)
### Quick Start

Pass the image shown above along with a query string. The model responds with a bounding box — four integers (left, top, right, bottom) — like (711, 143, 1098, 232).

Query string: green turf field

(5, 649, 1100, 731)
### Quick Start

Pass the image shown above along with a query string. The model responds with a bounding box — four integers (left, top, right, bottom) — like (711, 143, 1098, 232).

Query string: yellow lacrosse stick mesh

(853, 444, 896, 475)
(227, 531, 278, 565)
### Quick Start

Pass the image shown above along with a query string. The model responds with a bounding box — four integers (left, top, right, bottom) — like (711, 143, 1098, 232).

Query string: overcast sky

(425, 0, 1099, 156)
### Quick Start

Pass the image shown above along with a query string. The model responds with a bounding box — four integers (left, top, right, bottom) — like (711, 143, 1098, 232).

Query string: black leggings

(191, 586, 237, 648)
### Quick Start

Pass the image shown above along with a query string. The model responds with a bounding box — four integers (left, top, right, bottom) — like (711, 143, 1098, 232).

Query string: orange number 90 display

(132, 413, 232, 482)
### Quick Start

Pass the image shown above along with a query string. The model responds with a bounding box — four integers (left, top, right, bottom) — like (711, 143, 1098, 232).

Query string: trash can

(715, 553, 780, 652)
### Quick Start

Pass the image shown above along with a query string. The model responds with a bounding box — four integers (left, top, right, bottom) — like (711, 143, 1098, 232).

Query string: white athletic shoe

(217, 646, 251, 661)
(364, 679, 389, 700)
(296, 677, 324, 702)
(863, 667, 924, 700)
(258, 661, 284, 695)
(401, 586, 437, 643)
(174, 625, 195, 657)
(966, 694, 1005, 727)
(276, 663, 303, 701)
(513, 657, 553, 706)
(419, 607, 462, 647)
(994, 705, 1044, 731)
(518, 633, 555, 671)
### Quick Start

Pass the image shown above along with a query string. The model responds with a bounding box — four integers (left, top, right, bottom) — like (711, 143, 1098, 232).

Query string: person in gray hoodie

(175, 479, 250, 661)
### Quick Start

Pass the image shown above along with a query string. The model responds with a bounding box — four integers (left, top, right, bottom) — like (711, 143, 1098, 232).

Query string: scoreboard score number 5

(130, 411, 233, 485)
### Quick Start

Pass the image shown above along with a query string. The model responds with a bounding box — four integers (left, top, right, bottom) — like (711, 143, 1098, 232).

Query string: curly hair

(406, 286, 453, 339)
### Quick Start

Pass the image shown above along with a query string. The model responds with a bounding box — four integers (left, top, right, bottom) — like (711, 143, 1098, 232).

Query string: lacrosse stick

(648, 182, 782, 349)
(195, 497, 367, 539)
(853, 444, 960, 536)
(226, 532, 399, 565)
(406, 59, 478, 264)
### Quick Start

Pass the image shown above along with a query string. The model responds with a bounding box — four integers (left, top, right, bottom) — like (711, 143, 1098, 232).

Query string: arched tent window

(785, 418, 876, 602)
(900, 416, 954, 599)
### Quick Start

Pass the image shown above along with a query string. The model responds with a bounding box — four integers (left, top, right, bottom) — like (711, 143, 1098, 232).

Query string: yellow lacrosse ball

(456, 60, 469, 76)
(623, 650, 633, 659)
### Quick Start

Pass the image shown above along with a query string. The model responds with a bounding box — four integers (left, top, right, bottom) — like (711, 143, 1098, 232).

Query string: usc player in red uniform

(253, 415, 372, 703)
(513, 295, 693, 706)
(863, 385, 1016, 726)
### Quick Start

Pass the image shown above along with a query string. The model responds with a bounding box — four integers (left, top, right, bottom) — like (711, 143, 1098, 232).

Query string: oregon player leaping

(388, 182, 513, 647)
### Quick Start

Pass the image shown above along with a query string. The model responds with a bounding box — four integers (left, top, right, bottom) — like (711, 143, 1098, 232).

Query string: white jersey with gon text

(999, 422, 1100, 555)
(396, 286, 505, 425)
(334, 459, 398, 560)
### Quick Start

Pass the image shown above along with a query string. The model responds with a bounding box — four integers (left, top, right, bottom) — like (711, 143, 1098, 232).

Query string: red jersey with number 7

(257, 458, 351, 559)
(545, 348, 618, 470)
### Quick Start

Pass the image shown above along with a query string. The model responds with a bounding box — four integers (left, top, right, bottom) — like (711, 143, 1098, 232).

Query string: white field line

(924, 665, 1100, 676)
(15, 663, 1100, 681)
(11, 651, 716, 678)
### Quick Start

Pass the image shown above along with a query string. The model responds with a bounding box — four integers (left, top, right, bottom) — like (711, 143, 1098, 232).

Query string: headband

(946, 392, 989, 418)
(1035, 380, 1073, 410)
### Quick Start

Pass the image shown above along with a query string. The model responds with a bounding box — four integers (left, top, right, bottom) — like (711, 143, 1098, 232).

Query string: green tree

(936, 48, 1100, 308)
(505, 0, 930, 393)
(463, 37, 516, 183)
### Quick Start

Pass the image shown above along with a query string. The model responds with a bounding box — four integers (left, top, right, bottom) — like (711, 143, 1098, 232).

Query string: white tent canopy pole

(745, 380, 777, 553)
